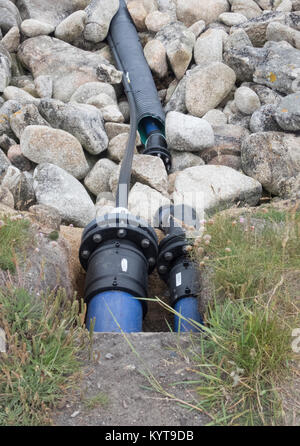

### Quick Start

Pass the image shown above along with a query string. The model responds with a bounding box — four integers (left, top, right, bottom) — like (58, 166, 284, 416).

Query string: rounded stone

(234, 87, 261, 115)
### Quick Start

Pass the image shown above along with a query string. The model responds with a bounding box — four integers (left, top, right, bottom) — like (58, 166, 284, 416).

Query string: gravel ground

(53, 332, 209, 426)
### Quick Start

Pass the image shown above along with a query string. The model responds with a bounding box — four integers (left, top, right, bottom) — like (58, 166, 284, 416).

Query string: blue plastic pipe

(142, 118, 161, 138)
(174, 297, 203, 333)
(86, 291, 143, 333)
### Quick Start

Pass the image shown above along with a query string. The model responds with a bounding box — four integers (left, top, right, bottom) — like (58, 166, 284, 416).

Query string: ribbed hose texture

(108, 0, 166, 137)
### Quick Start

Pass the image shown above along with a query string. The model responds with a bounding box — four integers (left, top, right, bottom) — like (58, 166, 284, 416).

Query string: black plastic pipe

(157, 205, 204, 332)
(108, 0, 171, 172)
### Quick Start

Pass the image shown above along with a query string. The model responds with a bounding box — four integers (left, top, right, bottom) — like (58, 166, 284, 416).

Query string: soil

(52, 333, 210, 426)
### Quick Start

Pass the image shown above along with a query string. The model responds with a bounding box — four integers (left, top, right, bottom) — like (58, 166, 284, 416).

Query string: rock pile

(1, 0, 300, 228)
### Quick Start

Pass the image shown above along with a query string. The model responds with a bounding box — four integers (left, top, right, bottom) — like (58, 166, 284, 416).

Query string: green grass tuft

(192, 299, 294, 425)
(0, 216, 33, 273)
(193, 208, 300, 301)
(48, 231, 59, 241)
(186, 207, 300, 425)
(0, 287, 87, 426)
(83, 392, 109, 410)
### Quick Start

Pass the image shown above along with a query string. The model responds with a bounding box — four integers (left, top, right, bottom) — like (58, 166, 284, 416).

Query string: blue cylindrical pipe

(142, 118, 161, 137)
(86, 291, 143, 333)
(174, 297, 203, 333)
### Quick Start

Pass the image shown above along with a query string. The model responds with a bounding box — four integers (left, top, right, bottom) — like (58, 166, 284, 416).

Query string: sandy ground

(53, 333, 209, 426)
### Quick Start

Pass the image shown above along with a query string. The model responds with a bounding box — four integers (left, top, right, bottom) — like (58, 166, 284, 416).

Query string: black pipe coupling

(156, 205, 201, 307)
(79, 211, 158, 316)
(143, 132, 172, 173)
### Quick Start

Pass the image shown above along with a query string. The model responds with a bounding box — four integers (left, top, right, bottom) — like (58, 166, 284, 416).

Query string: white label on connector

(176, 272, 182, 287)
(121, 258, 128, 272)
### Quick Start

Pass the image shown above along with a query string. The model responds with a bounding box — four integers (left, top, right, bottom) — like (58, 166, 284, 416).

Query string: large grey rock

(21, 19, 55, 37)
(224, 40, 265, 82)
(229, 0, 262, 19)
(84, 0, 119, 43)
(20, 125, 89, 180)
(171, 151, 204, 173)
(201, 124, 249, 162)
(10, 103, 49, 138)
(224, 28, 253, 51)
(1, 164, 20, 188)
(1, 26, 20, 52)
(54, 10, 86, 44)
(96, 63, 123, 85)
(173, 165, 262, 215)
(17, 36, 117, 102)
(38, 98, 109, 155)
(9, 75, 36, 96)
(33, 163, 95, 227)
(28, 203, 62, 230)
(250, 104, 281, 133)
(15, 0, 89, 27)
(0, 185, 14, 207)
(202, 109, 228, 127)
(277, 173, 300, 199)
(0, 100, 21, 137)
(84, 158, 117, 196)
(246, 83, 283, 106)
(7, 144, 32, 171)
(241, 132, 300, 195)
(107, 132, 138, 162)
(208, 154, 242, 171)
(109, 155, 169, 196)
(157, 0, 177, 18)
(127, 1, 149, 32)
(0, 133, 17, 152)
(219, 12, 248, 26)
(128, 182, 170, 226)
(276, 0, 293, 12)
(266, 21, 300, 49)
(130, 155, 168, 195)
(155, 22, 196, 79)
(234, 86, 261, 115)
(194, 29, 227, 67)
(1, 165, 36, 210)
(93, 104, 123, 123)
(188, 19, 206, 39)
(0, 0, 22, 35)
(166, 111, 214, 152)
(164, 75, 187, 113)
(144, 39, 168, 79)
(156, 21, 195, 79)
(3, 86, 40, 105)
(0, 148, 11, 179)
(70, 81, 117, 104)
(104, 122, 140, 141)
(186, 63, 236, 117)
(145, 10, 172, 32)
(0, 209, 75, 298)
(0, 43, 11, 93)
(34, 75, 53, 99)
(253, 41, 300, 94)
(176, 0, 229, 26)
(275, 93, 300, 130)
(231, 11, 287, 47)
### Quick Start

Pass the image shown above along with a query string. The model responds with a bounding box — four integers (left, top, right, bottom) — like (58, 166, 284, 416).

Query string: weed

(144, 207, 300, 425)
(0, 287, 88, 426)
(48, 231, 59, 241)
(0, 216, 33, 273)
(83, 392, 109, 410)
